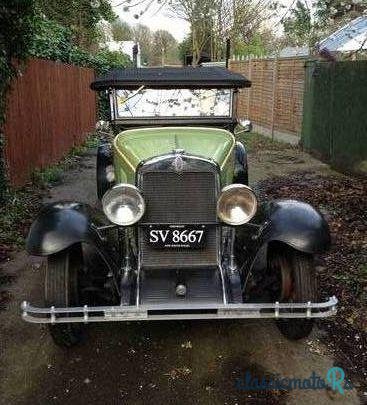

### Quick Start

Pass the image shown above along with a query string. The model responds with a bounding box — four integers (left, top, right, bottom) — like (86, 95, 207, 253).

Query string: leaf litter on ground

(257, 170, 367, 393)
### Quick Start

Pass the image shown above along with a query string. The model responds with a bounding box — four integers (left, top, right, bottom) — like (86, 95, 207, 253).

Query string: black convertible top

(91, 67, 251, 90)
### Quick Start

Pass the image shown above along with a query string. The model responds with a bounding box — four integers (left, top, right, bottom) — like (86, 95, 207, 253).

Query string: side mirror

(238, 119, 253, 133)
(95, 120, 110, 132)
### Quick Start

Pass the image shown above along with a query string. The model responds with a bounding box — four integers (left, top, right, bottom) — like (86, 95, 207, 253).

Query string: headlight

(217, 184, 257, 225)
(102, 184, 145, 226)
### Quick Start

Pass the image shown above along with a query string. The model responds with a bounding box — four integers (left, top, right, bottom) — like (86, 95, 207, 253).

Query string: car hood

(113, 127, 235, 171)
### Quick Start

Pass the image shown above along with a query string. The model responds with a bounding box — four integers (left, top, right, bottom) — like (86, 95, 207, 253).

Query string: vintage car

(22, 67, 337, 347)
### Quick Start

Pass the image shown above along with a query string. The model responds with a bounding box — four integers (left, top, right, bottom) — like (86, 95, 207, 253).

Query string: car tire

(269, 246, 317, 340)
(45, 244, 86, 347)
(97, 143, 113, 200)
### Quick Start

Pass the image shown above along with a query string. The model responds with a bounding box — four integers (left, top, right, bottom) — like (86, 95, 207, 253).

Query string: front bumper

(21, 296, 337, 323)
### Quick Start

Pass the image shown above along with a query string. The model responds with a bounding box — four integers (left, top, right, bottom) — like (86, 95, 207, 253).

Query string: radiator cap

(176, 284, 187, 297)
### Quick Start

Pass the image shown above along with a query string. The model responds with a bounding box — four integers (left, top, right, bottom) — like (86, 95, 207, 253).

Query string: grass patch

(84, 133, 101, 149)
(32, 133, 100, 187)
(69, 133, 100, 156)
(236, 132, 297, 153)
(33, 165, 63, 186)
(0, 187, 43, 254)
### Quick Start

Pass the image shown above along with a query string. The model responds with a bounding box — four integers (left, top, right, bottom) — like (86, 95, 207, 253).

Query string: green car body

(113, 127, 235, 186)
(23, 67, 336, 348)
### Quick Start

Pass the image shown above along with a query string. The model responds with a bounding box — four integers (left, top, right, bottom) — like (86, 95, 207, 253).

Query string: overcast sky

(112, 0, 292, 42)
(112, 1, 190, 42)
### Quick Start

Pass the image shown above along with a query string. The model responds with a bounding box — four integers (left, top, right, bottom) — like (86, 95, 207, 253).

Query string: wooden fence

(3, 58, 96, 186)
(230, 57, 307, 137)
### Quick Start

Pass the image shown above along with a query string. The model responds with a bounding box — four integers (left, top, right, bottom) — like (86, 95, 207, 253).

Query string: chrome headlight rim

(217, 184, 258, 226)
(102, 183, 145, 226)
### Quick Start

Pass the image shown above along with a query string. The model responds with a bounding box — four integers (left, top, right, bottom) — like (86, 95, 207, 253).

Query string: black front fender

(236, 199, 331, 276)
(261, 199, 331, 254)
(26, 202, 104, 256)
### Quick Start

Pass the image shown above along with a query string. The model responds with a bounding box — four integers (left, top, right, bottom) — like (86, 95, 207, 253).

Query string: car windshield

(113, 88, 232, 119)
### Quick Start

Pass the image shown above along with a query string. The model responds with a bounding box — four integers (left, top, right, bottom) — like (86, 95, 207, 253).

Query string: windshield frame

(109, 88, 236, 123)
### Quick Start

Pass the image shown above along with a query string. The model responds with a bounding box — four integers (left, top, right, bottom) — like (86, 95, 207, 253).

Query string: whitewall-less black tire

(269, 246, 317, 340)
(45, 244, 85, 347)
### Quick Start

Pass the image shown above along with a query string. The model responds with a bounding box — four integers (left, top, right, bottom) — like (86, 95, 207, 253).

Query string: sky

(112, 1, 190, 42)
(112, 0, 293, 42)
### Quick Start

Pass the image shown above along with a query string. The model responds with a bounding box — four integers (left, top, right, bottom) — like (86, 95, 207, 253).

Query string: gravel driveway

(0, 146, 361, 405)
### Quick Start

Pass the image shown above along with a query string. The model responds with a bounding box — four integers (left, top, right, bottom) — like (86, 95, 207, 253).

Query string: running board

(21, 296, 338, 323)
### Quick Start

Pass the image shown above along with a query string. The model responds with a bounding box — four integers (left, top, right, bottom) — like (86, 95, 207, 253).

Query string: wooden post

(290, 58, 296, 133)
(270, 57, 279, 141)
(247, 58, 252, 118)
(260, 59, 265, 128)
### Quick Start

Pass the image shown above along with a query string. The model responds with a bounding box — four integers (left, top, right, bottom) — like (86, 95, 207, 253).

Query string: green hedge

(0, 1, 37, 201)
(29, 17, 131, 74)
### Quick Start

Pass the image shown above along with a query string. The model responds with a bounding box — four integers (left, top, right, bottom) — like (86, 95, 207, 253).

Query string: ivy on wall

(0, 2, 131, 201)
(0, 0, 36, 202)
(29, 16, 132, 120)
(29, 16, 131, 73)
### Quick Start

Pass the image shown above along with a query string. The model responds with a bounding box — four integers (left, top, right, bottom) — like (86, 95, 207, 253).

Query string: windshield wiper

(121, 85, 145, 103)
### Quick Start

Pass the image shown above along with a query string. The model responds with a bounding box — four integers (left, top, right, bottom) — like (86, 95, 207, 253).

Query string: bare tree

(152, 30, 179, 65)
(212, 0, 275, 57)
(169, 0, 216, 65)
(169, 0, 275, 62)
(111, 18, 132, 42)
(115, 0, 275, 61)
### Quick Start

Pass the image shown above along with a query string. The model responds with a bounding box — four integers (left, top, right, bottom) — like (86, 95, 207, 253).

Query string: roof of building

(91, 66, 251, 90)
(278, 46, 310, 58)
(318, 16, 367, 52)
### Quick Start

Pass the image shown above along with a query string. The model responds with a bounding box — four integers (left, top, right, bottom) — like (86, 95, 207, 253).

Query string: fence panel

(230, 57, 306, 136)
(231, 57, 366, 173)
(3, 58, 96, 186)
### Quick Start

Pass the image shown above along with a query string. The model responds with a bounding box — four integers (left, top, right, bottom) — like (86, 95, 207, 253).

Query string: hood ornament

(172, 150, 185, 173)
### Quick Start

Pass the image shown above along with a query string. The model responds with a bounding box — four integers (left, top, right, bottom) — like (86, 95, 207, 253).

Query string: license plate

(147, 225, 207, 249)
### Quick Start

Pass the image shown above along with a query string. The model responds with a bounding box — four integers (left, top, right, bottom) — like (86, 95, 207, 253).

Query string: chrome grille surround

(137, 153, 220, 270)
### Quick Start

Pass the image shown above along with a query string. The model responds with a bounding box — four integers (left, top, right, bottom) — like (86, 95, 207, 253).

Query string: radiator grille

(139, 167, 218, 269)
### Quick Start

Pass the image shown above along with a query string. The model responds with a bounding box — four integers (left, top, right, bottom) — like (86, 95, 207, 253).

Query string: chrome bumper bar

(21, 296, 338, 323)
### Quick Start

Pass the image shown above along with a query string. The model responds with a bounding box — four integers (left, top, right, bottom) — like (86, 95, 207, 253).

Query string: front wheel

(268, 245, 317, 340)
(45, 244, 86, 347)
